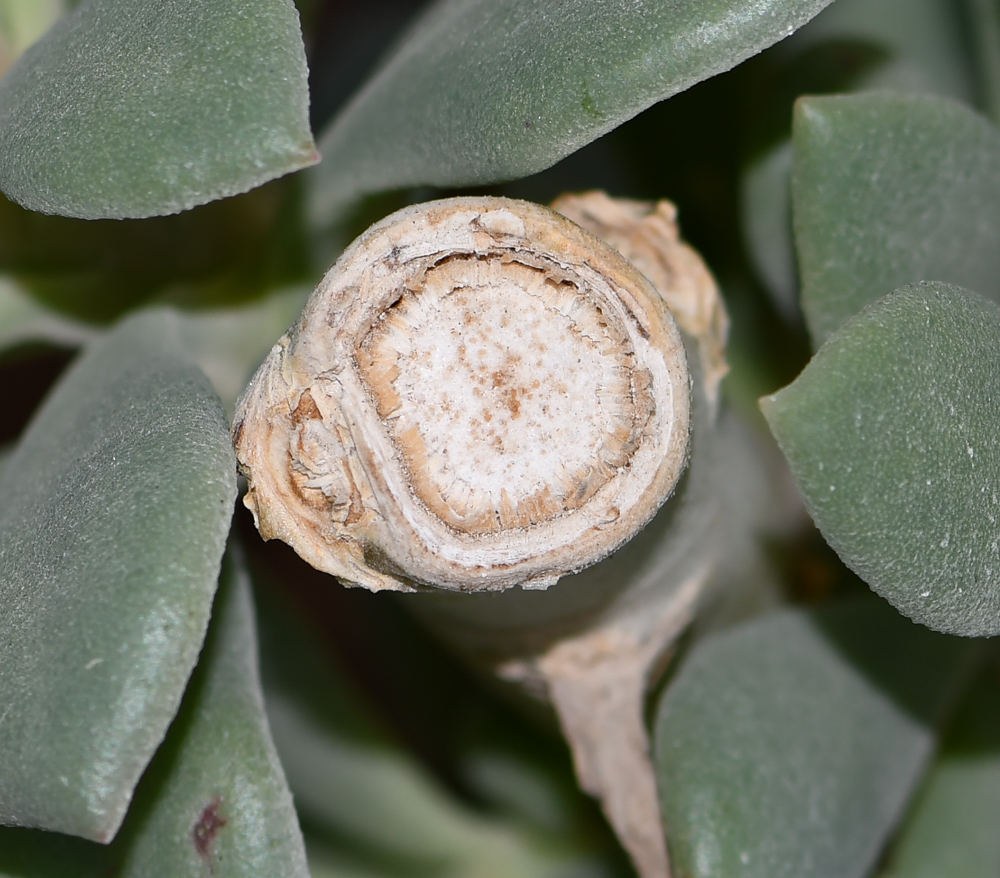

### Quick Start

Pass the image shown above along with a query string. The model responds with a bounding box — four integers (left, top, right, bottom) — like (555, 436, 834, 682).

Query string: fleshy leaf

(761, 282, 1000, 636)
(0, 0, 316, 219)
(881, 661, 1000, 878)
(739, 0, 974, 316)
(0, 554, 309, 878)
(0, 309, 237, 840)
(176, 285, 309, 415)
(0, 281, 310, 416)
(793, 91, 1000, 344)
(655, 599, 971, 878)
(741, 141, 797, 321)
(308, 0, 836, 222)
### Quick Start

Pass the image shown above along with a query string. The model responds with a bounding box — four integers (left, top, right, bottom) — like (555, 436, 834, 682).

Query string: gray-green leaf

(0, 554, 309, 878)
(793, 92, 1000, 345)
(761, 282, 1000, 636)
(741, 141, 797, 322)
(0, 309, 237, 841)
(0, 275, 96, 353)
(0, 0, 316, 219)
(654, 598, 971, 878)
(308, 0, 836, 223)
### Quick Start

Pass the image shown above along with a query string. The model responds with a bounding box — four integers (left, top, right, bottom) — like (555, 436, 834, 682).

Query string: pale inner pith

(356, 255, 650, 534)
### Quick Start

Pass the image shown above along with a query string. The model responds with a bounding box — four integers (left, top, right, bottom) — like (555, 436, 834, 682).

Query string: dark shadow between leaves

(0, 179, 310, 324)
(809, 593, 981, 730)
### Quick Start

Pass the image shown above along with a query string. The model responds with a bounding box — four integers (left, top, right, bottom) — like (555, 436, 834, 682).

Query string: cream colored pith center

(357, 255, 651, 534)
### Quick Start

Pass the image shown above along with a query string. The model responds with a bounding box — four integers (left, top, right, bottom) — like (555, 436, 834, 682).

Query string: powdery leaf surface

(793, 92, 1000, 345)
(309, 0, 836, 222)
(0, 0, 316, 219)
(655, 599, 970, 878)
(762, 283, 1000, 636)
(0, 555, 309, 878)
(0, 309, 236, 840)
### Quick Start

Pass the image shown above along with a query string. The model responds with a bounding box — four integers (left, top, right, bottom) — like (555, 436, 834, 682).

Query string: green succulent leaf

(741, 141, 797, 321)
(0, 554, 309, 878)
(0, 278, 308, 418)
(175, 285, 310, 415)
(739, 0, 974, 316)
(0, 309, 237, 841)
(308, 0, 836, 223)
(761, 282, 1000, 636)
(882, 661, 1000, 878)
(655, 598, 972, 878)
(0, 0, 316, 219)
(793, 91, 1000, 345)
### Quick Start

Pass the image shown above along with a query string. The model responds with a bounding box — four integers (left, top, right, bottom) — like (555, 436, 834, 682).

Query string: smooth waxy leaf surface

(0, 556, 309, 878)
(883, 662, 1000, 878)
(309, 0, 836, 222)
(762, 283, 1000, 636)
(0, 310, 236, 840)
(793, 92, 1000, 344)
(0, 0, 316, 219)
(655, 599, 970, 878)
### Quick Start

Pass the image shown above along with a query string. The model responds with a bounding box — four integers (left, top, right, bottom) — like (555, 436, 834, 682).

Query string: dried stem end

(233, 196, 691, 592)
(552, 191, 729, 409)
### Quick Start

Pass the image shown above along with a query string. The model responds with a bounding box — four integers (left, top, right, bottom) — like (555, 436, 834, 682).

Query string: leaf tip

(758, 386, 791, 434)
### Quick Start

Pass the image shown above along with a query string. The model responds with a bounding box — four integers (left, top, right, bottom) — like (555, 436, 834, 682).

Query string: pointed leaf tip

(763, 282, 1000, 636)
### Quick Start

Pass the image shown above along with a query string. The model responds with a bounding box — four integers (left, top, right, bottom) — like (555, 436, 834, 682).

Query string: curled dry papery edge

(233, 195, 691, 593)
(233, 192, 730, 878)
(551, 191, 729, 412)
